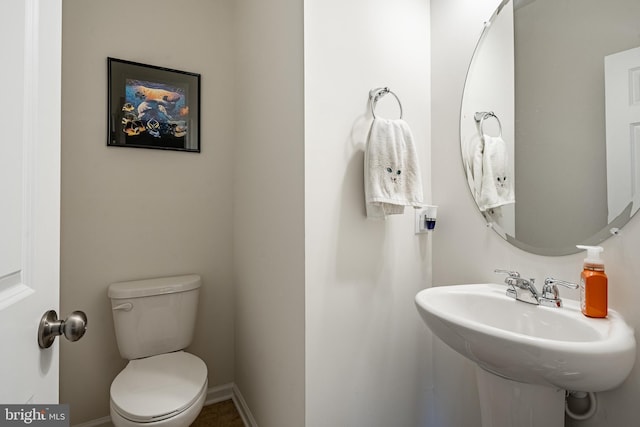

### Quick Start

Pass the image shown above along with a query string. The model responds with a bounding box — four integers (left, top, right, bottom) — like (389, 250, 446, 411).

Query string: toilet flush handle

(112, 302, 133, 312)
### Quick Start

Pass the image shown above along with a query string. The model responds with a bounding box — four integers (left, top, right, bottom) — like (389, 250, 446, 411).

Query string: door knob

(38, 310, 87, 349)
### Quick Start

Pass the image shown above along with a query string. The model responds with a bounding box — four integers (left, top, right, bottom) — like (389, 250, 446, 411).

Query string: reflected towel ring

(369, 87, 403, 119)
(474, 111, 502, 138)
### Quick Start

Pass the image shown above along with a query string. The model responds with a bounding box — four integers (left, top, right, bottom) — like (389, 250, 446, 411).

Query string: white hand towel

(477, 135, 515, 211)
(365, 118, 424, 218)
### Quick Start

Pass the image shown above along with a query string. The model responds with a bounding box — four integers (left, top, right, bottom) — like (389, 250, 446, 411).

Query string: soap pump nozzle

(576, 245, 604, 268)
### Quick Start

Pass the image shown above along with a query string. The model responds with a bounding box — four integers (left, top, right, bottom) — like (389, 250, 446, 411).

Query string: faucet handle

(540, 277, 579, 308)
(544, 277, 579, 289)
(494, 269, 520, 278)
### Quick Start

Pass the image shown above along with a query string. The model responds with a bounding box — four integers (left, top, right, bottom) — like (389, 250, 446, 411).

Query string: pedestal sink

(415, 284, 636, 427)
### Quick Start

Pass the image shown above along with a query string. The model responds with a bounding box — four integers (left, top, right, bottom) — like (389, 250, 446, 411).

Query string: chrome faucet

(495, 270, 578, 307)
(494, 269, 540, 305)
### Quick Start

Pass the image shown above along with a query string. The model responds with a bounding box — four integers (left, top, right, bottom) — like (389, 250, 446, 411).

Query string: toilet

(108, 274, 208, 427)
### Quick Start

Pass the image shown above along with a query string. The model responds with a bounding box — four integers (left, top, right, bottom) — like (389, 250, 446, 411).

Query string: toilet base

(110, 380, 207, 427)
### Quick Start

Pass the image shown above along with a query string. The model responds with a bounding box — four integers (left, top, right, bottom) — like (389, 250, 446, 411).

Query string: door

(605, 46, 640, 221)
(0, 0, 61, 403)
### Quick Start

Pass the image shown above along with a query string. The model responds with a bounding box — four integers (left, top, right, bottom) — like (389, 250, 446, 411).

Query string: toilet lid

(110, 351, 207, 422)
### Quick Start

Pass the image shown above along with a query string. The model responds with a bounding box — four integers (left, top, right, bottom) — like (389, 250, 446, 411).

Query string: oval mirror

(460, 0, 640, 255)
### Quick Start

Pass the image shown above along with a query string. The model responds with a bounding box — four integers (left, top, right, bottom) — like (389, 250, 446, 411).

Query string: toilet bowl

(110, 351, 207, 427)
(108, 275, 208, 427)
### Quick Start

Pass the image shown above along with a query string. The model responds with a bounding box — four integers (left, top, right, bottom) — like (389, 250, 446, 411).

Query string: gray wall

(232, 0, 306, 426)
(514, 0, 640, 249)
(61, 0, 430, 427)
(60, 0, 235, 423)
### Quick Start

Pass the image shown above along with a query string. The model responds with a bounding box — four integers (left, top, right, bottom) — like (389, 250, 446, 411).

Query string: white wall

(232, 0, 306, 426)
(60, 0, 235, 423)
(431, 0, 640, 426)
(304, 1, 433, 426)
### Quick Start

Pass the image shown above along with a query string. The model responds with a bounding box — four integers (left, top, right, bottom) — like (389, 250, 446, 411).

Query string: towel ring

(474, 111, 502, 138)
(369, 87, 403, 119)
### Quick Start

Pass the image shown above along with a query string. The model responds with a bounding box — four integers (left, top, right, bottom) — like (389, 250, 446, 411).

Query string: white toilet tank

(108, 274, 201, 360)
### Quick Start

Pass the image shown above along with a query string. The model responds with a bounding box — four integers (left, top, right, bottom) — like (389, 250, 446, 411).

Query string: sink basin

(415, 283, 636, 392)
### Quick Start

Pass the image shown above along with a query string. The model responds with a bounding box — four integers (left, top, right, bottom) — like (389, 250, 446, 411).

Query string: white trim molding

(72, 383, 257, 427)
(204, 382, 234, 405)
(231, 384, 258, 427)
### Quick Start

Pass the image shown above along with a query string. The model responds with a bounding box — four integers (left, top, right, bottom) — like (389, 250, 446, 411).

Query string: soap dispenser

(576, 245, 608, 318)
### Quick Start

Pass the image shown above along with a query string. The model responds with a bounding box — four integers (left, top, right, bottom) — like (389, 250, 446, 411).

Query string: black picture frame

(107, 57, 201, 152)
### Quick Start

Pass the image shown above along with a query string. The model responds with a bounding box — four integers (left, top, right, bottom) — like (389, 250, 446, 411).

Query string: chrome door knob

(38, 310, 87, 349)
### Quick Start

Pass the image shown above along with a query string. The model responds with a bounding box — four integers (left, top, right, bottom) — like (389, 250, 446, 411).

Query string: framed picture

(107, 57, 201, 152)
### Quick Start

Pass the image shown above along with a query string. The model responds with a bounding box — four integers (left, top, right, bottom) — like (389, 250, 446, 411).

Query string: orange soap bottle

(576, 245, 608, 318)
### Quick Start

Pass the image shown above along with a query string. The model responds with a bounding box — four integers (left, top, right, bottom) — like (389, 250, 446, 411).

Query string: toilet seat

(110, 351, 207, 423)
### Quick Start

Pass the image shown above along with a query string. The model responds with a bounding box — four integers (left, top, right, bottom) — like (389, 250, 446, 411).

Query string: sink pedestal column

(475, 367, 565, 427)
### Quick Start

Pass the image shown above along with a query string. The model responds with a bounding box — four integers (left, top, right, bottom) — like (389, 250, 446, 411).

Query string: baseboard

(73, 383, 256, 427)
(204, 382, 235, 405)
(231, 384, 258, 427)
